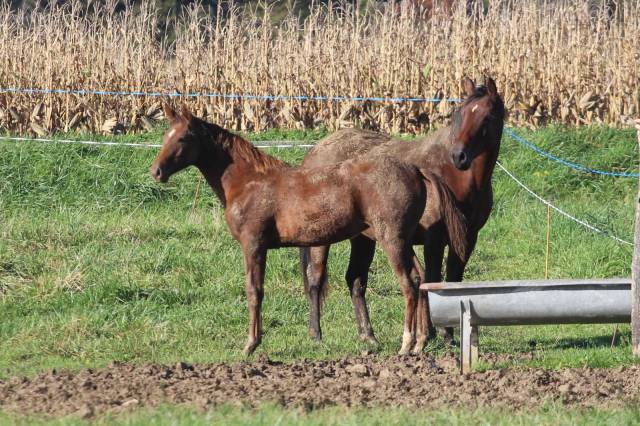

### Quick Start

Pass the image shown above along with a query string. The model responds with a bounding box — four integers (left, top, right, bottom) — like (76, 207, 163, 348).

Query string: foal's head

(449, 77, 505, 170)
(151, 104, 206, 183)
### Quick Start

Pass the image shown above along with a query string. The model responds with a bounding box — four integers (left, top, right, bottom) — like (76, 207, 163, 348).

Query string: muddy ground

(1, 353, 639, 418)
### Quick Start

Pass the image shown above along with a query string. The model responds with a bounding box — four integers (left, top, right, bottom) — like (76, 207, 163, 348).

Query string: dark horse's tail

(420, 170, 468, 261)
(299, 247, 329, 308)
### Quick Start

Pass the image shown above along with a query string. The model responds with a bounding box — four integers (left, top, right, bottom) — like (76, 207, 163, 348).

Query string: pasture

(1, 124, 639, 424)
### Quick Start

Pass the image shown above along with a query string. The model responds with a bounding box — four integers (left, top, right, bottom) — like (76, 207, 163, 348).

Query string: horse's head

(151, 104, 202, 183)
(449, 77, 505, 170)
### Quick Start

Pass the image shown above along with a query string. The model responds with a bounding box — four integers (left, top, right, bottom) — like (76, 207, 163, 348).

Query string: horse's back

(303, 128, 392, 168)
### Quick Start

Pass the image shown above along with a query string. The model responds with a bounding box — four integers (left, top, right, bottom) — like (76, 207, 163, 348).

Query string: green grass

(3, 404, 640, 425)
(1, 125, 639, 423)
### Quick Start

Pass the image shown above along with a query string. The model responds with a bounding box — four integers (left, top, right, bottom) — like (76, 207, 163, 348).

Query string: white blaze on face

(167, 128, 177, 140)
(471, 104, 479, 113)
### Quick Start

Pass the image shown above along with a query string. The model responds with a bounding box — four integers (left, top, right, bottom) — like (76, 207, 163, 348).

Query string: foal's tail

(420, 170, 468, 261)
(299, 247, 329, 308)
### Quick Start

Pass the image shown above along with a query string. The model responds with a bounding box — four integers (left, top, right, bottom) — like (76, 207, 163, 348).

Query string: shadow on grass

(536, 331, 630, 350)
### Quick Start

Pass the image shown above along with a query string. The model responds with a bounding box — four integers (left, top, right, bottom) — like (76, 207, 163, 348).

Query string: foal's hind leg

(345, 235, 377, 345)
(379, 239, 420, 355)
(300, 246, 329, 341)
(411, 250, 434, 354)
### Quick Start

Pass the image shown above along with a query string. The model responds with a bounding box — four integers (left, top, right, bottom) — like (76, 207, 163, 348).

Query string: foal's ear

(163, 103, 178, 123)
(462, 76, 476, 97)
(180, 104, 193, 123)
(485, 77, 498, 98)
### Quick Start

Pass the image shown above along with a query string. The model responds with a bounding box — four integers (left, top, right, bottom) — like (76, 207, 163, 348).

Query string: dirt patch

(1, 353, 638, 418)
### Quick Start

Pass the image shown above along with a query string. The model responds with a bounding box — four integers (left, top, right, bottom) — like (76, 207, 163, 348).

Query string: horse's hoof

(411, 340, 426, 355)
(243, 340, 260, 355)
(309, 329, 323, 341)
(442, 327, 455, 345)
(360, 334, 379, 347)
(397, 347, 412, 356)
(427, 327, 437, 340)
(443, 333, 456, 347)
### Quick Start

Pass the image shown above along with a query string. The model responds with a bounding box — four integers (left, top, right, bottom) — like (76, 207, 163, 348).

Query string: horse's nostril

(458, 151, 467, 164)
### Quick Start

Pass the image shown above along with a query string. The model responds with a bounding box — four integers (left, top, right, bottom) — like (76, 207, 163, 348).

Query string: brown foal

(150, 105, 465, 355)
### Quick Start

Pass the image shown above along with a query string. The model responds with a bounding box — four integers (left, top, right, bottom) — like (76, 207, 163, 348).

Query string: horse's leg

(412, 249, 432, 354)
(379, 239, 420, 355)
(415, 225, 446, 349)
(345, 235, 378, 345)
(424, 231, 446, 332)
(299, 245, 329, 341)
(443, 231, 478, 343)
(242, 244, 267, 355)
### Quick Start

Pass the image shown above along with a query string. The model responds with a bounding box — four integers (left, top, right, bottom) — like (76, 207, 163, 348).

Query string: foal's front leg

(242, 245, 267, 355)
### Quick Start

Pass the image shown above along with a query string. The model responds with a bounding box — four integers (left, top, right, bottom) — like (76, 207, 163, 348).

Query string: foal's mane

(200, 118, 286, 173)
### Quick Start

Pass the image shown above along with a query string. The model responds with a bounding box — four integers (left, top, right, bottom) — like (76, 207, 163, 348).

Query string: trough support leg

(460, 301, 477, 374)
(471, 324, 479, 365)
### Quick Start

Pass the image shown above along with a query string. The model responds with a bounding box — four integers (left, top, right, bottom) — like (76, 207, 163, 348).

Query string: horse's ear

(163, 103, 177, 123)
(485, 77, 498, 98)
(462, 76, 476, 97)
(180, 104, 193, 123)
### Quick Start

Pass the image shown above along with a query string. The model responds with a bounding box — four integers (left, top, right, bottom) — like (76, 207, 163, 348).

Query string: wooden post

(190, 174, 203, 217)
(633, 118, 640, 356)
(545, 204, 551, 280)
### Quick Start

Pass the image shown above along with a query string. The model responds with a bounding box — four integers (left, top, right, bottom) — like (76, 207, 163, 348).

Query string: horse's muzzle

(451, 149, 471, 171)
(151, 165, 168, 183)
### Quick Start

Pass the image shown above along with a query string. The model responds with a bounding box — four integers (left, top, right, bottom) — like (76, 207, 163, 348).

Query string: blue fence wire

(2, 86, 638, 177)
(503, 128, 640, 178)
(0, 87, 462, 104)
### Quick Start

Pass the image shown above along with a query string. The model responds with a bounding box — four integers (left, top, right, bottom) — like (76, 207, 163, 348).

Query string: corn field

(0, 0, 638, 136)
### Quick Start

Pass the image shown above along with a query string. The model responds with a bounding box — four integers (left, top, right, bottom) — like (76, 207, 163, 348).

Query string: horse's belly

(276, 205, 365, 246)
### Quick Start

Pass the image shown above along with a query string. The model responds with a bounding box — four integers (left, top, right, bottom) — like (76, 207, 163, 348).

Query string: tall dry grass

(0, 0, 638, 135)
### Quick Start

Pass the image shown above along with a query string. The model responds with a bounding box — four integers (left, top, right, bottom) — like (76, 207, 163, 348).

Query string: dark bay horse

(150, 105, 465, 355)
(300, 77, 505, 350)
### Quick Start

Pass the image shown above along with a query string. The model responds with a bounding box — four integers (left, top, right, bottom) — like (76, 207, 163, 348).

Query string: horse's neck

(467, 140, 501, 195)
(439, 143, 499, 202)
(197, 133, 283, 207)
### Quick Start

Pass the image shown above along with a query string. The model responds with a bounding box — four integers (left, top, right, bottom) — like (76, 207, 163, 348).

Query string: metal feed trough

(420, 278, 631, 374)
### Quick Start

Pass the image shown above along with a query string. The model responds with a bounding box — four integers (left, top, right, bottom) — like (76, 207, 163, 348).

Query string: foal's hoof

(397, 346, 412, 356)
(442, 327, 455, 346)
(243, 339, 261, 356)
(360, 334, 380, 347)
(411, 339, 427, 355)
(309, 329, 323, 342)
(427, 326, 437, 340)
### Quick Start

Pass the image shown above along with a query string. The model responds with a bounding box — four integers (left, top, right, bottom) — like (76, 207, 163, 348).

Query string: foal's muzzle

(451, 149, 471, 171)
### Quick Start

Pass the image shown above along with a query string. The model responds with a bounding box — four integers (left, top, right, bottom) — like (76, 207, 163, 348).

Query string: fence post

(633, 118, 640, 356)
